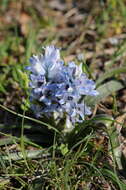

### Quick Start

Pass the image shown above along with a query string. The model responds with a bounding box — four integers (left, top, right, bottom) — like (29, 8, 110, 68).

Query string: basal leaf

(96, 67, 126, 86)
(86, 80, 123, 106)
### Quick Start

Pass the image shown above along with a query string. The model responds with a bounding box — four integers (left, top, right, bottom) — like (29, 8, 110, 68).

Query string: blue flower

(26, 45, 99, 129)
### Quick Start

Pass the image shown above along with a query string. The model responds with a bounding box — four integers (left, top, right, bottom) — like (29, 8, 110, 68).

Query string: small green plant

(0, 0, 126, 189)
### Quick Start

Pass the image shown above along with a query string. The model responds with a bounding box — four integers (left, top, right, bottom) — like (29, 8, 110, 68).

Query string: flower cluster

(26, 46, 98, 128)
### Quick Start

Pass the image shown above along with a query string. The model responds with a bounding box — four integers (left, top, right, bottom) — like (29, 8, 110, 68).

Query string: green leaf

(1, 150, 50, 161)
(96, 66, 126, 86)
(17, 69, 29, 89)
(92, 114, 123, 170)
(0, 83, 6, 93)
(108, 124, 122, 170)
(102, 168, 126, 190)
(59, 144, 69, 156)
(86, 80, 123, 106)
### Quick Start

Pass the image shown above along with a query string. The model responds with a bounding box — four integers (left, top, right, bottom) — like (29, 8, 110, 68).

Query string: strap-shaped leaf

(86, 80, 123, 106)
(96, 67, 126, 86)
